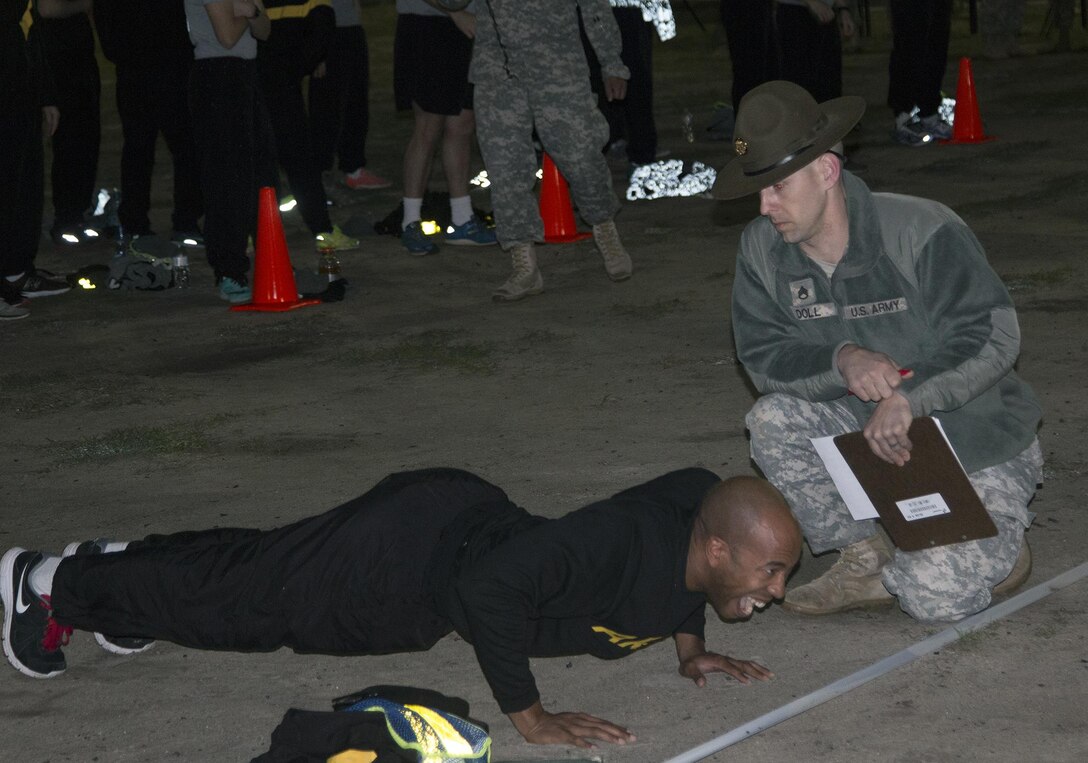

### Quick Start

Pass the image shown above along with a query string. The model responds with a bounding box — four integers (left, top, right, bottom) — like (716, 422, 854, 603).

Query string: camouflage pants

(473, 75, 619, 247)
(747, 393, 1043, 623)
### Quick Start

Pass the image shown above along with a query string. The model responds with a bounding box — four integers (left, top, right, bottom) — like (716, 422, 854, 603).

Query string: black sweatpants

(188, 57, 276, 282)
(583, 7, 657, 165)
(887, 0, 952, 117)
(720, 0, 779, 114)
(307, 24, 372, 174)
(259, 55, 334, 236)
(775, 4, 843, 104)
(0, 90, 44, 279)
(51, 469, 510, 655)
(40, 14, 100, 231)
(115, 58, 203, 236)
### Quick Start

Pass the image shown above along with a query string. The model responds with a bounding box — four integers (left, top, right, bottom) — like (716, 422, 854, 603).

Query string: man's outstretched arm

(674, 632, 774, 686)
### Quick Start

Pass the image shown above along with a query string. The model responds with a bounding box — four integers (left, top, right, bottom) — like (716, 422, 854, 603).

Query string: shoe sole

(0, 311, 30, 321)
(23, 289, 72, 299)
(405, 247, 439, 257)
(492, 286, 545, 302)
(93, 632, 155, 656)
(444, 238, 498, 247)
(1, 547, 64, 679)
(607, 271, 632, 282)
(344, 182, 392, 191)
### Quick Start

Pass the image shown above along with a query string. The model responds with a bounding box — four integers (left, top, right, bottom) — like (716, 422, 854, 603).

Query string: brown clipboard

(833, 417, 997, 552)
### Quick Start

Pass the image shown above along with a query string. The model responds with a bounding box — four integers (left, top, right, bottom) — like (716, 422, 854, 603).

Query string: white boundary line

(662, 561, 1088, 763)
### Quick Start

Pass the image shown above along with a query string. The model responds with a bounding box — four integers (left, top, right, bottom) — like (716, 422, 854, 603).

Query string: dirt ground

(3, 3, 1087, 761)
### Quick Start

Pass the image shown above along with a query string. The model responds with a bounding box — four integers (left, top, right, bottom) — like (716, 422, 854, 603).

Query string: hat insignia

(734, 138, 748, 156)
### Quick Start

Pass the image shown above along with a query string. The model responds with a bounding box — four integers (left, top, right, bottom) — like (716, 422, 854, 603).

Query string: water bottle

(114, 221, 127, 259)
(681, 109, 695, 144)
(172, 244, 191, 289)
(318, 247, 341, 283)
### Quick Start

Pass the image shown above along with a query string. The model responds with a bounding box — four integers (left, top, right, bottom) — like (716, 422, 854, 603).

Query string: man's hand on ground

(837, 343, 913, 401)
(678, 650, 774, 687)
(863, 394, 914, 465)
(508, 701, 636, 748)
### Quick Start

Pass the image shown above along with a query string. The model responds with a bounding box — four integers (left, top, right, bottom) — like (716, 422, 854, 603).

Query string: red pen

(847, 368, 912, 396)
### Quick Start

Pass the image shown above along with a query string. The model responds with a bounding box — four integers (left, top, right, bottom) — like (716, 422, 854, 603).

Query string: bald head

(696, 476, 799, 548)
(687, 476, 802, 618)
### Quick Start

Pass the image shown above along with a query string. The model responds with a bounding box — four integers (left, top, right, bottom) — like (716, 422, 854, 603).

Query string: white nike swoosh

(15, 562, 31, 615)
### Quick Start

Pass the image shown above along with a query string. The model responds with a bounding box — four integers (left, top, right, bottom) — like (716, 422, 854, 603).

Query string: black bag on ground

(251, 685, 487, 763)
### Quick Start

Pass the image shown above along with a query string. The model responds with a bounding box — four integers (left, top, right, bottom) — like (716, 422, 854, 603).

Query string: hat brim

(710, 96, 866, 200)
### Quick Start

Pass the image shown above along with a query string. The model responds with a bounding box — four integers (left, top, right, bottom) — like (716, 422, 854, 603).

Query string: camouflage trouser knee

(885, 440, 1042, 623)
(747, 393, 873, 553)
(747, 392, 1044, 623)
(474, 75, 617, 248)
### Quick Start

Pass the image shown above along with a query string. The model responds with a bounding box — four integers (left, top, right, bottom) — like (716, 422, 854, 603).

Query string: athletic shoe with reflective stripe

(62, 540, 155, 656)
(445, 216, 498, 247)
(401, 221, 440, 256)
(1, 548, 71, 678)
(314, 225, 360, 252)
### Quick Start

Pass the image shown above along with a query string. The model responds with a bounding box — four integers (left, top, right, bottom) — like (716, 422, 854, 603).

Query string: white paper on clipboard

(810, 418, 962, 522)
(811, 435, 879, 520)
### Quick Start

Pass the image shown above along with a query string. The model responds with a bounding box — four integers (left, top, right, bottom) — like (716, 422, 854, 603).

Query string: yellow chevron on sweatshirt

(263, 0, 331, 21)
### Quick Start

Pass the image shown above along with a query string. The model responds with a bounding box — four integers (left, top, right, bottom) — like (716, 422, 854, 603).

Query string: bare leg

(403, 104, 445, 200)
(440, 108, 476, 199)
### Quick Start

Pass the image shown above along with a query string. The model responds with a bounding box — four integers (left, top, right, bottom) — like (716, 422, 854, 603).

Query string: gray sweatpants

(746, 393, 1043, 623)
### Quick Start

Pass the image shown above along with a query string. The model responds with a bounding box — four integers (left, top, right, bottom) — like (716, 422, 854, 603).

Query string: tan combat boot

(783, 535, 894, 615)
(492, 242, 544, 302)
(592, 219, 633, 281)
(993, 539, 1032, 596)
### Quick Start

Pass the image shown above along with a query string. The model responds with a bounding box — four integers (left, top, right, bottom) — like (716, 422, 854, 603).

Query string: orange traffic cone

(944, 57, 995, 145)
(231, 186, 322, 313)
(539, 153, 592, 244)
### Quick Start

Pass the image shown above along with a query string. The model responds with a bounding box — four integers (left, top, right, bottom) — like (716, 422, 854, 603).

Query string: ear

(706, 534, 732, 568)
(819, 152, 842, 188)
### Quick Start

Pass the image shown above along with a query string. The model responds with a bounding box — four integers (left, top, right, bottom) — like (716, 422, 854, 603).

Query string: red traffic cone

(231, 186, 322, 312)
(944, 57, 995, 145)
(539, 153, 592, 244)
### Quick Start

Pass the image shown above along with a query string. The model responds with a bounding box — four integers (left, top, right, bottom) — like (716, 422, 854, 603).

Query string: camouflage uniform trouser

(473, 75, 619, 248)
(746, 393, 1044, 623)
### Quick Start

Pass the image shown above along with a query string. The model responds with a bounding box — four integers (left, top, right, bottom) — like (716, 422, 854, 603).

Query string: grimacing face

(704, 521, 801, 622)
(757, 160, 831, 247)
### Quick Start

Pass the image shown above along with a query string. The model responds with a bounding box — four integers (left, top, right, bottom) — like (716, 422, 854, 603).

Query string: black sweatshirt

(436, 468, 719, 714)
(260, 0, 334, 84)
(91, 0, 193, 67)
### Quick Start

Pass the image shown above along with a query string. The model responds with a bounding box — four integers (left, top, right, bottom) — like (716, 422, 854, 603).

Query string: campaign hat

(711, 81, 865, 200)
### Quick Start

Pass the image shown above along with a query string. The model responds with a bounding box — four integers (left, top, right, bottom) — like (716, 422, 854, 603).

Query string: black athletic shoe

(1, 547, 71, 678)
(17, 269, 72, 299)
(61, 539, 155, 656)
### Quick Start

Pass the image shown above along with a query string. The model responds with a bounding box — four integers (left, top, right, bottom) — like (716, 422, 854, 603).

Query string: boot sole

(492, 286, 544, 303)
(781, 595, 895, 616)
